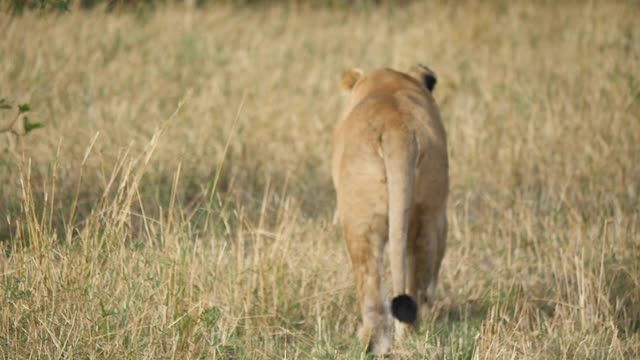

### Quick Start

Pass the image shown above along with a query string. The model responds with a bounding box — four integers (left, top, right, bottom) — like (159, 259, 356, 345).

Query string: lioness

(332, 64, 448, 354)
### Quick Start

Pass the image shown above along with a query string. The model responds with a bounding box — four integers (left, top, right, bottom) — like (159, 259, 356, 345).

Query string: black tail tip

(391, 294, 417, 324)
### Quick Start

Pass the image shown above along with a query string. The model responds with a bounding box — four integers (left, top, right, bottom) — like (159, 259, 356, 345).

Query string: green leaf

(18, 104, 31, 113)
(53, 0, 70, 12)
(23, 117, 45, 134)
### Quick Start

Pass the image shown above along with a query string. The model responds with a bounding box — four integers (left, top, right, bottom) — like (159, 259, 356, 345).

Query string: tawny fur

(332, 65, 449, 355)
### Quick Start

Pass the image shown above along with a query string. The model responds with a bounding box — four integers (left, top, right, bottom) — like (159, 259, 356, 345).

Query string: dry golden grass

(1, 1, 639, 358)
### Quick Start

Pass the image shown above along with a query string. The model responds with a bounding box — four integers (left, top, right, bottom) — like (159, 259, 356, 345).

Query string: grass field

(1, 1, 639, 358)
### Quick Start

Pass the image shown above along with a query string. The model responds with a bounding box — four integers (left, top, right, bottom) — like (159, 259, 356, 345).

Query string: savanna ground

(1, 1, 639, 358)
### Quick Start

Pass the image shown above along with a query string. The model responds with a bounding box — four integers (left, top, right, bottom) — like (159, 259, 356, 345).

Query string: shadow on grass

(413, 299, 489, 359)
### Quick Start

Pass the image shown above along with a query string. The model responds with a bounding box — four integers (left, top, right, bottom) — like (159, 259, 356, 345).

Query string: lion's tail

(382, 123, 418, 324)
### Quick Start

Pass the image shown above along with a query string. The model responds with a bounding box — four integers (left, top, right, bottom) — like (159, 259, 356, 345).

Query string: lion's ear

(409, 64, 437, 92)
(341, 68, 363, 91)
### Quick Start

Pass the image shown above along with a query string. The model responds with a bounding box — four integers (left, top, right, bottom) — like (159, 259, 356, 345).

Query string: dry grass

(1, 1, 639, 358)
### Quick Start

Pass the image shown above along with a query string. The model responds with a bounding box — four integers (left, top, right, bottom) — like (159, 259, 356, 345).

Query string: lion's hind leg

(414, 209, 447, 320)
(343, 217, 391, 355)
